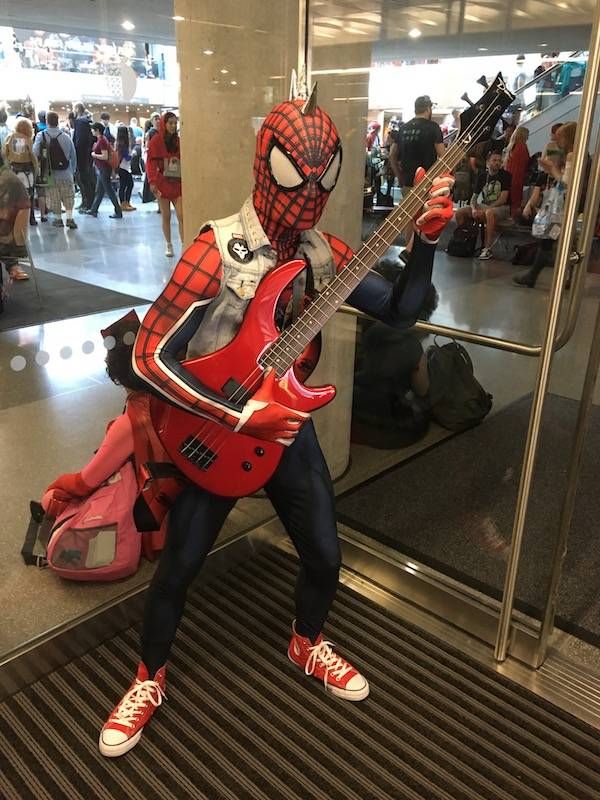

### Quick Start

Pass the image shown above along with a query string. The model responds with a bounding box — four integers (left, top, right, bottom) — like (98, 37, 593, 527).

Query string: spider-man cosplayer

(99, 89, 454, 758)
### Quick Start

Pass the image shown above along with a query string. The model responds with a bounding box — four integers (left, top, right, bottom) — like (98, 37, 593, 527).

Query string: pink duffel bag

(45, 461, 141, 581)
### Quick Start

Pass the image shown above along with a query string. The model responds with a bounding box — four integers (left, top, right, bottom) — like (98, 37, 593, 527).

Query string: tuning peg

(477, 75, 489, 89)
(461, 92, 474, 107)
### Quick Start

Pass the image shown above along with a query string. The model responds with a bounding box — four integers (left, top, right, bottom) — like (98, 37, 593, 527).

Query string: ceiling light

(203, 49, 214, 55)
(220, 68, 229, 74)
(230, 80, 237, 85)
(478, 47, 488, 51)
(408, 28, 422, 38)
(172, 16, 185, 22)
(539, 43, 548, 46)
(121, 20, 135, 31)
(464, 14, 482, 22)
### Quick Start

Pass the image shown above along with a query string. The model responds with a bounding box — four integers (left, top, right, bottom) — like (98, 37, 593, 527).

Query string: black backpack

(426, 339, 492, 432)
(446, 219, 480, 257)
(45, 132, 68, 171)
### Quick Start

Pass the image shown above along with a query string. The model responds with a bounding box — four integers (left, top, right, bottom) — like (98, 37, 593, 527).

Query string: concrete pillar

(174, 2, 367, 479)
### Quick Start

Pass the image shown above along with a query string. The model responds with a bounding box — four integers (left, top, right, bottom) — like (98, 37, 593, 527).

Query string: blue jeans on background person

(90, 166, 122, 217)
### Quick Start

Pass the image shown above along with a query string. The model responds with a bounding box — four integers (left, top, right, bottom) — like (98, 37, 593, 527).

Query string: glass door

(307, 0, 600, 663)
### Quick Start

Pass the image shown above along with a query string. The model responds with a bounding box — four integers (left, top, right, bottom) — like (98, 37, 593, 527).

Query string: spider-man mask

(252, 93, 342, 244)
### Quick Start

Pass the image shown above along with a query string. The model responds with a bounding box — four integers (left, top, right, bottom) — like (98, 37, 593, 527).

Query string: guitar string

(181, 95, 507, 469)
(184, 99, 503, 470)
(182, 97, 504, 469)
(258, 104, 504, 374)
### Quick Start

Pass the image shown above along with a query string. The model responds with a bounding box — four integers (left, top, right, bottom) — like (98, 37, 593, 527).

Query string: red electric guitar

(151, 75, 514, 497)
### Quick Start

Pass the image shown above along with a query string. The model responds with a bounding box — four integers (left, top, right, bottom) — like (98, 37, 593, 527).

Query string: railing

(442, 50, 587, 145)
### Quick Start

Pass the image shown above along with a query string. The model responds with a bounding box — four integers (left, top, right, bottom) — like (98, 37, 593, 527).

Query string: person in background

(352, 262, 439, 449)
(73, 103, 95, 213)
(503, 126, 530, 217)
(41, 313, 150, 511)
(100, 111, 115, 144)
(542, 122, 563, 164)
(493, 121, 515, 158)
(33, 111, 78, 229)
(4, 117, 38, 227)
(146, 111, 182, 256)
(86, 121, 122, 219)
(397, 95, 444, 189)
(388, 115, 405, 188)
(116, 124, 135, 212)
(129, 116, 143, 142)
(454, 149, 511, 261)
(514, 122, 578, 288)
(41, 310, 183, 558)
(0, 167, 31, 280)
(141, 113, 160, 204)
(63, 111, 76, 136)
(380, 118, 400, 204)
(397, 95, 444, 260)
(36, 110, 47, 134)
(0, 108, 11, 151)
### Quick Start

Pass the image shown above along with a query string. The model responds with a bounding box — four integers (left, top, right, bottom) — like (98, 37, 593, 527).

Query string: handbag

(45, 461, 141, 581)
(532, 183, 564, 240)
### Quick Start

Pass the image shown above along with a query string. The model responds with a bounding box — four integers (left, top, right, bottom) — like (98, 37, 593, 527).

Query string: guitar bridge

(179, 436, 218, 470)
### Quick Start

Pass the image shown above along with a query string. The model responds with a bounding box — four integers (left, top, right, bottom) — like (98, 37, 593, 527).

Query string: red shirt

(93, 135, 111, 170)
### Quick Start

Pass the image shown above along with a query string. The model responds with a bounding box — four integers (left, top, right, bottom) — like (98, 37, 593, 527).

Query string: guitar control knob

(242, 461, 252, 471)
(254, 447, 265, 457)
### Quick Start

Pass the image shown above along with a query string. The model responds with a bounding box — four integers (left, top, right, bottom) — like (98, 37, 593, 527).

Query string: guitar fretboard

(259, 133, 472, 376)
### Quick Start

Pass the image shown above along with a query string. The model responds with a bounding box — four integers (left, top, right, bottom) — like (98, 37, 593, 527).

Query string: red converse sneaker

(287, 622, 369, 701)
(99, 662, 166, 757)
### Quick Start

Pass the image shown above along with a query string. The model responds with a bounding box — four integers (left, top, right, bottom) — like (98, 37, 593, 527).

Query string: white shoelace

(305, 640, 353, 689)
(110, 679, 166, 729)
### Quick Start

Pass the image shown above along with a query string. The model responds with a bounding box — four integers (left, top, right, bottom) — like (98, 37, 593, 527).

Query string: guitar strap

(126, 393, 188, 532)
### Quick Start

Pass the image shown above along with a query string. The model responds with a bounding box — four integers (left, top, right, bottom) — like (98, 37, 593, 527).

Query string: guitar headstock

(457, 73, 515, 147)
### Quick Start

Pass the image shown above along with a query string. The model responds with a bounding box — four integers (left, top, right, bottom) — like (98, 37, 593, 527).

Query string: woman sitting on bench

(0, 169, 30, 281)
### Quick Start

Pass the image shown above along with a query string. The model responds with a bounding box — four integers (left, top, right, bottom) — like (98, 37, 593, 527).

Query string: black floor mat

(0, 268, 148, 331)
(337, 393, 600, 645)
(1, 546, 600, 800)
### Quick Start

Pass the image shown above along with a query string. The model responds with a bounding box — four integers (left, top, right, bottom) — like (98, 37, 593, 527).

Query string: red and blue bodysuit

(130, 94, 454, 697)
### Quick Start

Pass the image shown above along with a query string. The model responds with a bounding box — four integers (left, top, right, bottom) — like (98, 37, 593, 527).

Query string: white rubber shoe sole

(99, 727, 143, 758)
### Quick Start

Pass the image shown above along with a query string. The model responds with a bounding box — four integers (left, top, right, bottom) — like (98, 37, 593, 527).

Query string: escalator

(515, 54, 597, 154)
(2, 544, 600, 800)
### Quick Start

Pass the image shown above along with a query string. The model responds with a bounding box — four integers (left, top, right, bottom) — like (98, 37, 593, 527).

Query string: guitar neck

(261, 138, 469, 375)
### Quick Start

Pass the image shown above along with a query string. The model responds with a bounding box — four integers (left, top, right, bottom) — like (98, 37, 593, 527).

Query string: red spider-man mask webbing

(252, 96, 342, 250)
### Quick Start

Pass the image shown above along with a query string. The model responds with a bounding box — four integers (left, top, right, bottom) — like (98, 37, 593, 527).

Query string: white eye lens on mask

(319, 148, 342, 192)
(269, 145, 305, 189)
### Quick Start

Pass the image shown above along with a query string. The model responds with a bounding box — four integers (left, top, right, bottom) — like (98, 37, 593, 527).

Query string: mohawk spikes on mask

(252, 85, 343, 244)
(288, 66, 318, 114)
(301, 83, 318, 116)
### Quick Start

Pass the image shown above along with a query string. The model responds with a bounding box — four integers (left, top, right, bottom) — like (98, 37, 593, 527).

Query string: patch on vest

(227, 236, 253, 264)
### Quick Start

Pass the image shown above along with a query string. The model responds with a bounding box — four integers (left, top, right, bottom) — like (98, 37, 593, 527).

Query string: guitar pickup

(179, 436, 218, 470)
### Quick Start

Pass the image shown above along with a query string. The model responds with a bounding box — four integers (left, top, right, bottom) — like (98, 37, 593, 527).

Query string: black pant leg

(141, 484, 236, 673)
(264, 420, 341, 641)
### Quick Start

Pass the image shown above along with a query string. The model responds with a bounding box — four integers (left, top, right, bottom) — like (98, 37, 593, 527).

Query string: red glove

(413, 167, 455, 244)
(45, 472, 93, 502)
(234, 369, 309, 446)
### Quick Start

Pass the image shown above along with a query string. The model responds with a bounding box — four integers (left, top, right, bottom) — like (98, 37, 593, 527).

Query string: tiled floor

(1, 194, 599, 663)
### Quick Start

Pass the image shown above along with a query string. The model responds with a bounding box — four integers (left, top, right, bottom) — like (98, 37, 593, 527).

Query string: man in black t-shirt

(454, 150, 511, 260)
(396, 95, 444, 188)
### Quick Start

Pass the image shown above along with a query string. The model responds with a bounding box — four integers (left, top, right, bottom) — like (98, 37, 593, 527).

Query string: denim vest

(186, 197, 335, 357)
